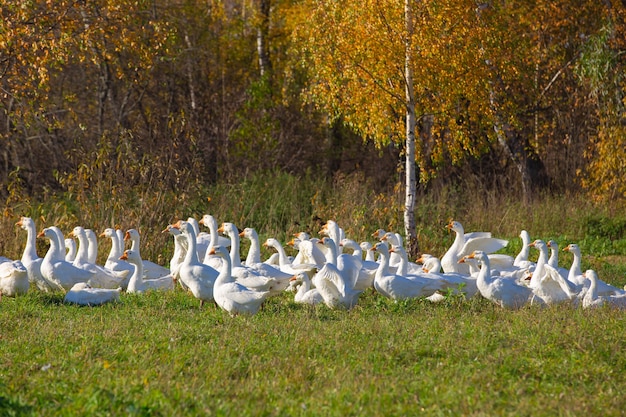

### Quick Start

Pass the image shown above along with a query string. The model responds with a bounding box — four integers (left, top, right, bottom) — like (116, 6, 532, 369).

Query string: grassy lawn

(2, 287, 626, 416)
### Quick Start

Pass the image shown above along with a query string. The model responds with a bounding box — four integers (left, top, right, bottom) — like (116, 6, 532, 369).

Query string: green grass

(4, 172, 626, 415)
(2, 290, 626, 416)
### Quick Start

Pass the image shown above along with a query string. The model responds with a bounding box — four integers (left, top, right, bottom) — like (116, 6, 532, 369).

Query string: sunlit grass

(2, 290, 626, 416)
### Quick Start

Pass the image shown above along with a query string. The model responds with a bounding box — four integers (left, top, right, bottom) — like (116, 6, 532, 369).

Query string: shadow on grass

(0, 394, 33, 417)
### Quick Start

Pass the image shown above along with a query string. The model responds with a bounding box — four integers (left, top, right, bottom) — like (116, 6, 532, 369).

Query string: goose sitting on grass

(64, 282, 121, 306)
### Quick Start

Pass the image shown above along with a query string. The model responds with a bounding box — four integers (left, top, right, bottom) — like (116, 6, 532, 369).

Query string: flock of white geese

(1, 216, 625, 315)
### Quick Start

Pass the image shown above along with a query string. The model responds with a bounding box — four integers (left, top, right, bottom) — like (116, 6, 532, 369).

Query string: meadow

(2, 172, 626, 416)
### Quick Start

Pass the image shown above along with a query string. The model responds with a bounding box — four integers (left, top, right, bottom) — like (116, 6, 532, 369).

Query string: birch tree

(292, 0, 493, 256)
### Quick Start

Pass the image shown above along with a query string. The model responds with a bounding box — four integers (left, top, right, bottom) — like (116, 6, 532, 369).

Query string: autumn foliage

(0, 0, 624, 204)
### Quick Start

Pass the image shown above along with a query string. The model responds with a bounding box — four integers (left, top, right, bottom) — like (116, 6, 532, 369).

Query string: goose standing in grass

(289, 235, 326, 268)
(0, 259, 29, 300)
(174, 220, 219, 306)
(100, 228, 134, 276)
(187, 217, 210, 261)
(85, 229, 99, 265)
(49, 226, 69, 261)
(528, 239, 578, 305)
(546, 240, 569, 277)
(460, 251, 532, 310)
(120, 250, 174, 293)
(319, 220, 346, 252)
(162, 224, 187, 286)
(69, 226, 128, 289)
(199, 214, 230, 270)
(239, 228, 294, 285)
(441, 220, 508, 274)
(513, 230, 534, 269)
(38, 227, 94, 292)
(311, 237, 363, 309)
(371, 242, 444, 301)
(562, 243, 586, 288)
(289, 272, 324, 305)
(263, 238, 317, 277)
(64, 282, 121, 306)
(386, 244, 424, 276)
(318, 236, 372, 292)
(582, 269, 626, 309)
(16, 216, 53, 292)
(124, 229, 171, 279)
(219, 222, 285, 294)
(209, 245, 271, 316)
(561, 243, 623, 296)
(65, 238, 77, 262)
(379, 232, 405, 268)
(360, 242, 376, 262)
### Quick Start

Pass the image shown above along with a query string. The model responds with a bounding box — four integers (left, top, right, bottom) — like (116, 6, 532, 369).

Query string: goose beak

(238, 231, 245, 237)
(37, 230, 45, 238)
(124, 231, 131, 240)
(119, 252, 128, 261)
(99, 231, 106, 238)
(208, 247, 216, 255)
(217, 224, 225, 233)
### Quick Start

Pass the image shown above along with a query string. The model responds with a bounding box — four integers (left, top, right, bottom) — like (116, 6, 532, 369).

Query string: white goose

(239, 228, 294, 285)
(404, 252, 479, 298)
(310, 237, 363, 309)
(289, 236, 326, 268)
(441, 220, 509, 274)
(340, 238, 379, 286)
(120, 250, 174, 293)
(320, 219, 345, 247)
(319, 237, 372, 292)
(16, 216, 53, 292)
(360, 242, 376, 262)
(65, 238, 77, 262)
(546, 240, 569, 277)
(64, 282, 121, 306)
(219, 222, 285, 294)
(379, 232, 404, 267)
(371, 242, 444, 300)
(124, 229, 171, 279)
(209, 245, 271, 316)
(187, 217, 210, 261)
(513, 230, 534, 269)
(85, 229, 99, 265)
(162, 224, 187, 285)
(49, 226, 69, 261)
(562, 243, 623, 296)
(0, 259, 29, 300)
(526, 240, 577, 305)
(460, 251, 532, 310)
(199, 214, 229, 271)
(174, 220, 219, 306)
(100, 228, 134, 279)
(263, 238, 317, 276)
(386, 244, 423, 276)
(289, 272, 324, 305)
(69, 226, 127, 289)
(38, 227, 93, 292)
(582, 269, 626, 309)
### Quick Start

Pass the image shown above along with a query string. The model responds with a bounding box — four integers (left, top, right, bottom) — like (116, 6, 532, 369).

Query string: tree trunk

(404, 0, 419, 257)
(256, 0, 271, 78)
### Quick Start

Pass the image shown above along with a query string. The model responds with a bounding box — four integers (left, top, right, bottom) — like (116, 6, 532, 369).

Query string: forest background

(0, 0, 625, 259)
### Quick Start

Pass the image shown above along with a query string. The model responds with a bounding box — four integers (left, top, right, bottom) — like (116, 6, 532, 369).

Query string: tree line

(0, 0, 624, 209)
